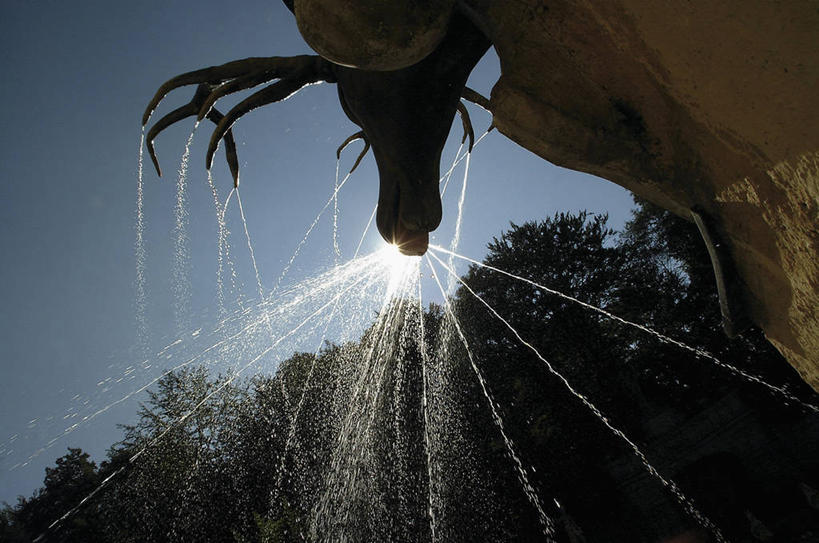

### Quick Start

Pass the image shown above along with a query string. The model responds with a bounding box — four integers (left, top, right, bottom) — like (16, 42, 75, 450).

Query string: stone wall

(605, 392, 819, 540)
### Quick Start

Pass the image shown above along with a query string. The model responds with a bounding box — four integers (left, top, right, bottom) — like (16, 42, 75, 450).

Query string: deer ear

(294, 0, 456, 71)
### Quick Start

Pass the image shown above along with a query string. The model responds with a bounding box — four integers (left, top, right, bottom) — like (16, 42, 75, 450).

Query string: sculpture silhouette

(143, 3, 489, 256)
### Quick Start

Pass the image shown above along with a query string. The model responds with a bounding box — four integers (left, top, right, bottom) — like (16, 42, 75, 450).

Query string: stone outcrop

(460, 0, 819, 390)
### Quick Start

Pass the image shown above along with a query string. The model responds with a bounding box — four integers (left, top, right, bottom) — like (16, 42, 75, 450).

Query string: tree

(448, 212, 645, 541)
(9, 203, 816, 542)
(617, 199, 814, 409)
(7, 448, 105, 542)
(445, 203, 817, 541)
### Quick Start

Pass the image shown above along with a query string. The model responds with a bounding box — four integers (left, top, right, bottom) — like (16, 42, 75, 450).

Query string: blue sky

(0, 1, 634, 503)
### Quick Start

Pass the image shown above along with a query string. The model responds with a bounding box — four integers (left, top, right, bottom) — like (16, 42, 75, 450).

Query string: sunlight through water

(428, 250, 727, 543)
(28, 102, 810, 543)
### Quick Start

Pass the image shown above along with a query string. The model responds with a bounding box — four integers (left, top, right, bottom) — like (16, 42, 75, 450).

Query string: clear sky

(0, 1, 635, 504)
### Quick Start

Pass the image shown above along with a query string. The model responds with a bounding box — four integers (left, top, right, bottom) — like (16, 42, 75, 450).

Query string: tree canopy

(4, 201, 817, 542)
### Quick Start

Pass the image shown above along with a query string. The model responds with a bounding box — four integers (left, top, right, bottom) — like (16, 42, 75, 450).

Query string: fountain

(5, 104, 817, 543)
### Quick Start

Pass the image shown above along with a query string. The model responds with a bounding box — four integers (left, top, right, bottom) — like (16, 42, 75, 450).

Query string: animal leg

(691, 207, 753, 337)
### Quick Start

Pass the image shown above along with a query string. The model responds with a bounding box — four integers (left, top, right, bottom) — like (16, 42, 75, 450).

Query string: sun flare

(380, 244, 419, 295)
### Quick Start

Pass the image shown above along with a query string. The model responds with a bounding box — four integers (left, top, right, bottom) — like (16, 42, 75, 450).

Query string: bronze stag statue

(144, 1, 819, 388)
(143, 1, 490, 256)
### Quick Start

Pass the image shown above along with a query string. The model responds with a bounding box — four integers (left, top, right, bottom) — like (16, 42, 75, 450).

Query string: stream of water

(20, 113, 817, 542)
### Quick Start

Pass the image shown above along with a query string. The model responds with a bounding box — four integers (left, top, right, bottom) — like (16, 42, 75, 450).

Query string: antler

(143, 55, 334, 186)
(461, 86, 490, 112)
(457, 87, 492, 152)
(336, 131, 370, 174)
(145, 84, 240, 185)
(456, 102, 475, 152)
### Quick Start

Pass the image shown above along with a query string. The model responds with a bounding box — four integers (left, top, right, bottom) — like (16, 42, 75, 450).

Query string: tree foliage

(444, 202, 816, 541)
(3, 201, 816, 542)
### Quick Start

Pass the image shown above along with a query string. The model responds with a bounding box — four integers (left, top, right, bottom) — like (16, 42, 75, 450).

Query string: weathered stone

(457, 0, 819, 390)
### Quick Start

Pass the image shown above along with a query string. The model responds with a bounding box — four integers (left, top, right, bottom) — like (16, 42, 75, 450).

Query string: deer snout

(376, 175, 441, 256)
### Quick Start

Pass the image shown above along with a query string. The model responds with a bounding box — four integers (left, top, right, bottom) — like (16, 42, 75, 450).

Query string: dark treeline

(3, 201, 818, 542)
